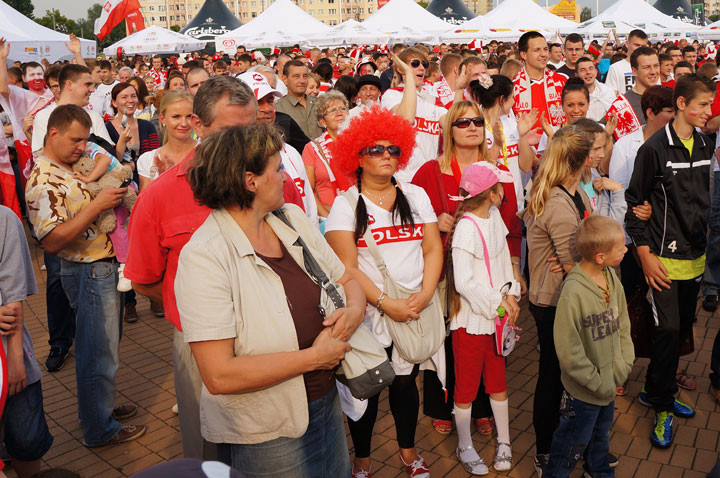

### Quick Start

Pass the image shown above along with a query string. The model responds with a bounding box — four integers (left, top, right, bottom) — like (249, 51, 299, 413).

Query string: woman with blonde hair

(520, 125, 593, 475)
(136, 90, 195, 191)
(411, 99, 524, 436)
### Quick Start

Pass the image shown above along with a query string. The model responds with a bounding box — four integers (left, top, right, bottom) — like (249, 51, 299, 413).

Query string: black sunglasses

(359, 145, 402, 158)
(410, 59, 430, 69)
(452, 116, 485, 128)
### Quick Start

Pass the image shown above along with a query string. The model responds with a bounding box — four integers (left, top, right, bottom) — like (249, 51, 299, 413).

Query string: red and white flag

(468, 39, 482, 51)
(94, 0, 143, 41)
(606, 94, 641, 140)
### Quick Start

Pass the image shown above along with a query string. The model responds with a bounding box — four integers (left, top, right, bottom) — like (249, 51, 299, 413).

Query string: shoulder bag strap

(271, 208, 345, 311)
(461, 214, 493, 288)
(343, 190, 391, 281)
(312, 139, 337, 183)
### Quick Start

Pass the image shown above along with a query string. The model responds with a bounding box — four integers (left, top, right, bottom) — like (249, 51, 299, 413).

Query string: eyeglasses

(359, 145, 402, 158)
(324, 106, 349, 116)
(49, 84, 60, 90)
(452, 116, 485, 128)
(410, 59, 430, 69)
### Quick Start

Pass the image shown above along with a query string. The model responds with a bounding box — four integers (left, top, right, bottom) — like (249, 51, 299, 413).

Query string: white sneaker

(456, 445, 489, 475)
(493, 442, 513, 471)
(117, 263, 132, 292)
(171, 403, 179, 414)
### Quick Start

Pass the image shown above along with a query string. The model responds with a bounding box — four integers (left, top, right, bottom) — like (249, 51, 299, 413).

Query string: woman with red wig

(325, 105, 443, 478)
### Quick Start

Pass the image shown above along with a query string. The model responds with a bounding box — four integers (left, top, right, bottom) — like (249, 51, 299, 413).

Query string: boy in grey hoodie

(545, 216, 635, 478)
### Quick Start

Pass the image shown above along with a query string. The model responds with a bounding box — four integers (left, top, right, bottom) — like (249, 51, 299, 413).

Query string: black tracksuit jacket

(625, 120, 712, 260)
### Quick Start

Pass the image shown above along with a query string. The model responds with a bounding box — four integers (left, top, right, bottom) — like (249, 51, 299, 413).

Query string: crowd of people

(1, 26, 720, 478)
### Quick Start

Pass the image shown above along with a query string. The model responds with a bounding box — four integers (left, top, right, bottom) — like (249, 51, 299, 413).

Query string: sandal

(432, 419, 453, 435)
(711, 385, 720, 404)
(475, 417, 494, 435)
(456, 445, 489, 475)
(676, 371, 697, 391)
(493, 442, 513, 472)
(616, 381, 628, 396)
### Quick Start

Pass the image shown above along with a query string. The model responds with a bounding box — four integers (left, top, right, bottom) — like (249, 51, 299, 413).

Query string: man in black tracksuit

(625, 74, 715, 448)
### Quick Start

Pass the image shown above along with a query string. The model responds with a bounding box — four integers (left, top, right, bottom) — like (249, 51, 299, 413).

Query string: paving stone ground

(5, 228, 720, 477)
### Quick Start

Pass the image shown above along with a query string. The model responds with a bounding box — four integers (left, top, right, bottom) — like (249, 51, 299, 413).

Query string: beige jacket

(175, 204, 346, 444)
(521, 186, 592, 307)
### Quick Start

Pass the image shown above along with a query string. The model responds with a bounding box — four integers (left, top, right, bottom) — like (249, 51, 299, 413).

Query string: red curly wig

(330, 104, 416, 182)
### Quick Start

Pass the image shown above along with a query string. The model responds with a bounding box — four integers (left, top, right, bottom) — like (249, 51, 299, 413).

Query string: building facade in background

(139, 0, 379, 28)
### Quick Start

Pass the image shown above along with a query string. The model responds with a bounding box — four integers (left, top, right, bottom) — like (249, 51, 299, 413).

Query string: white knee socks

(453, 404, 473, 450)
(490, 398, 510, 445)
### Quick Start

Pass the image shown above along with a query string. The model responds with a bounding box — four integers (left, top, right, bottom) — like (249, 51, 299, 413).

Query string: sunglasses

(410, 59, 430, 69)
(452, 116, 485, 128)
(359, 145, 402, 158)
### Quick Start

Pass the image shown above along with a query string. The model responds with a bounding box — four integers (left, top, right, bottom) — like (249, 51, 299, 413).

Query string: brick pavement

(5, 228, 720, 477)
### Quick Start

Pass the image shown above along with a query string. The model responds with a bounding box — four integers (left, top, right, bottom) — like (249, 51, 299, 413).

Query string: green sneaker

(650, 411, 674, 448)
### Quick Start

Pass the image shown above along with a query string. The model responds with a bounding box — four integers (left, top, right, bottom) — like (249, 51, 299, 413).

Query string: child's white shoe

(456, 445, 489, 475)
(493, 442, 513, 472)
(117, 263, 132, 292)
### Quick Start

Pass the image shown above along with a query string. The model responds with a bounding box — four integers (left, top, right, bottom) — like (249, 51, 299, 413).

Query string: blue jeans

(704, 171, 720, 297)
(545, 391, 614, 478)
(218, 388, 350, 478)
(45, 251, 76, 351)
(60, 259, 123, 446)
(4, 380, 53, 461)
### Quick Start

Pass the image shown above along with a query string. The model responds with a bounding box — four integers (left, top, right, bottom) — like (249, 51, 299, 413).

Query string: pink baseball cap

(450, 162, 514, 201)
(238, 72, 281, 101)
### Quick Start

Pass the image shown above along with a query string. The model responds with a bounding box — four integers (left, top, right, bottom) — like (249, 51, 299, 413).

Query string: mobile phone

(120, 178, 132, 188)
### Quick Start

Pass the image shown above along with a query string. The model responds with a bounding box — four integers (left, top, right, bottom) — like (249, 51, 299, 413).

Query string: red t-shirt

(710, 82, 720, 118)
(125, 150, 305, 330)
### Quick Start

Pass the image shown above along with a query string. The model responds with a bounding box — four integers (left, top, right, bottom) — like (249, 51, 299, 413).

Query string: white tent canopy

(698, 19, 720, 40)
(482, 0, 577, 32)
(306, 19, 391, 47)
(103, 26, 206, 56)
(230, 30, 300, 49)
(0, 0, 95, 63)
(440, 15, 524, 42)
(570, 18, 641, 41)
(587, 0, 699, 39)
(215, 0, 328, 53)
(362, 0, 452, 35)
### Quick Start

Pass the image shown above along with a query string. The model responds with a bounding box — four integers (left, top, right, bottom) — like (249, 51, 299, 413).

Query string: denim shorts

(3, 380, 53, 461)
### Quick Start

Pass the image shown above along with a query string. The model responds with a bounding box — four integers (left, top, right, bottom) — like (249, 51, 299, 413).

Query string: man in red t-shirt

(124, 76, 258, 460)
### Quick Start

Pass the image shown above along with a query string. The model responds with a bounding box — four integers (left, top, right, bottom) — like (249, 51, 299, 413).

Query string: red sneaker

(400, 453, 430, 478)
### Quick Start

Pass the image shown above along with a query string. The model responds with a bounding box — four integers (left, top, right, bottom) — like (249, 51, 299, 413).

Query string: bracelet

(512, 262, 521, 266)
(376, 292, 386, 315)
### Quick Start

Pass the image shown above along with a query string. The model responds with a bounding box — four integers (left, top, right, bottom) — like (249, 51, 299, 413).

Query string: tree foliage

(580, 6, 592, 22)
(6, 0, 34, 18)
(710, 14, 720, 22)
(170, 25, 181, 32)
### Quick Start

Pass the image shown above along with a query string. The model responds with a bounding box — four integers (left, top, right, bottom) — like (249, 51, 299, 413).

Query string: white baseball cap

(237, 72, 281, 101)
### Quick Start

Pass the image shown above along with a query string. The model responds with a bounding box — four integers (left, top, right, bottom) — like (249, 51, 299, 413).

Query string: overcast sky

(32, 0, 620, 23)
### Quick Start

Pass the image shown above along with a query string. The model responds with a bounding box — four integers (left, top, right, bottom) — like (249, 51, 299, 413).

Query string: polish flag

(468, 39, 482, 51)
(94, 0, 143, 41)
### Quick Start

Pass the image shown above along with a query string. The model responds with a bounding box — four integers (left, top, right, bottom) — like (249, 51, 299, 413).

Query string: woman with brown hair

(175, 124, 365, 477)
